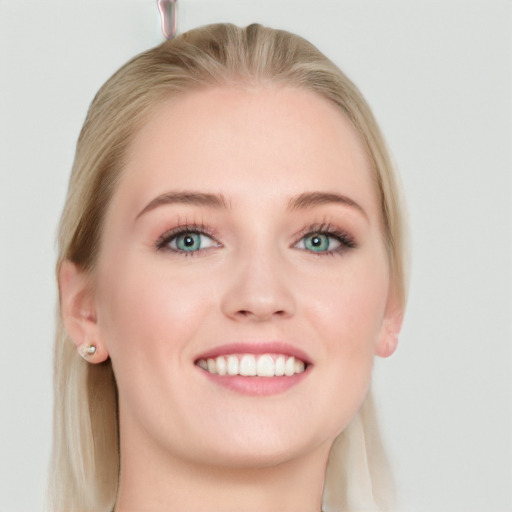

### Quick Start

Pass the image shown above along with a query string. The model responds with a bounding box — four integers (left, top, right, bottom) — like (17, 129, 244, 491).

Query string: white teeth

(216, 355, 227, 375)
(197, 354, 307, 377)
(207, 358, 217, 374)
(284, 356, 295, 376)
(257, 354, 275, 377)
(240, 355, 257, 376)
(227, 355, 239, 375)
(275, 355, 285, 376)
(294, 359, 305, 374)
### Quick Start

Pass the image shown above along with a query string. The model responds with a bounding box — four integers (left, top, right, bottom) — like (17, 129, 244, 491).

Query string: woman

(50, 23, 407, 512)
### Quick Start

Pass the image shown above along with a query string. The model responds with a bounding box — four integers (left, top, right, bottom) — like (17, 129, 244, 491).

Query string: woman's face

(91, 85, 397, 468)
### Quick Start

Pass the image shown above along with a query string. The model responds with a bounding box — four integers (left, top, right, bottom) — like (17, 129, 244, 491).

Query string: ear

(59, 260, 109, 364)
(374, 294, 404, 358)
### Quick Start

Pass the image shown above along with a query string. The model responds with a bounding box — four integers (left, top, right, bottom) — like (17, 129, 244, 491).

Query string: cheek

(307, 254, 388, 344)
(94, 252, 217, 363)
(302, 251, 389, 394)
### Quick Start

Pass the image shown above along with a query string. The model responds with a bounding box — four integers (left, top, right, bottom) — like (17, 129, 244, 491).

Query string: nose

(220, 247, 296, 322)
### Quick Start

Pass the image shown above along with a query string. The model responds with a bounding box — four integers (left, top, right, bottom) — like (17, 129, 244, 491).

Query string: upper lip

(194, 342, 313, 365)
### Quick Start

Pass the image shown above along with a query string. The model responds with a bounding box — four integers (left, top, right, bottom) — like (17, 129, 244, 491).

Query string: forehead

(116, 84, 378, 218)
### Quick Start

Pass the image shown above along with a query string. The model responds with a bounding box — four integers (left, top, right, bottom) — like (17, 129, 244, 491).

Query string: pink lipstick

(194, 342, 312, 396)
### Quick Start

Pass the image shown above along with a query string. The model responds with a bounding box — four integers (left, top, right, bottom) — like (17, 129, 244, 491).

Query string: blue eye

(298, 232, 341, 253)
(161, 230, 218, 253)
(173, 233, 202, 251)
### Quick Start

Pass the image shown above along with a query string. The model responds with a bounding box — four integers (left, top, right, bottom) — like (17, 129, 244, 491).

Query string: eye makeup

(292, 222, 357, 256)
(153, 218, 357, 258)
(154, 222, 220, 256)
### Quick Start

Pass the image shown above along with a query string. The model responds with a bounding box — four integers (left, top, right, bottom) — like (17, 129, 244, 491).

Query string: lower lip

(198, 368, 311, 396)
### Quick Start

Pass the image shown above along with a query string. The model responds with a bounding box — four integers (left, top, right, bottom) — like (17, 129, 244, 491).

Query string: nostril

(234, 309, 287, 321)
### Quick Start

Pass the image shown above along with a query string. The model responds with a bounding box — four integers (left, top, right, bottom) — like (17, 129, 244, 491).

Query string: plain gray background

(1, 1, 511, 511)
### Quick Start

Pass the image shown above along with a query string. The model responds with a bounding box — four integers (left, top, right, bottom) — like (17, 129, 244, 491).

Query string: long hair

(49, 23, 408, 512)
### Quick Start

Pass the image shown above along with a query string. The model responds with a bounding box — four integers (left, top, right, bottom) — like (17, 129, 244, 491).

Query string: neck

(114, 431, 331, 512)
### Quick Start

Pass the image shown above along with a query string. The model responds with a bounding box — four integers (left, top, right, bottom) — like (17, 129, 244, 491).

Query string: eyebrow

(287, 192, 368, 219)
(136, 191, 229, 219)
(136, 190, 367, 220)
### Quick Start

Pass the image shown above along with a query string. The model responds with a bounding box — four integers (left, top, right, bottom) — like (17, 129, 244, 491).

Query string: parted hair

(49, 23, 407, 512)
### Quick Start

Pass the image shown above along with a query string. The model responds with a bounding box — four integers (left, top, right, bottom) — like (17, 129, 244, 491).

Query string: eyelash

(295, 222, 357, 256)
(154, 222, 357, 256)
(155, 222, 219, 256)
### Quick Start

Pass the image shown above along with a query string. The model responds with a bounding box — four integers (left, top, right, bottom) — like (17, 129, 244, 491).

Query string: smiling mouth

(196, 354, 307, 377)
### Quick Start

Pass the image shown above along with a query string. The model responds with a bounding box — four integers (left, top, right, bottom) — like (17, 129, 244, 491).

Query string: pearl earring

(81, 344, 97, 359)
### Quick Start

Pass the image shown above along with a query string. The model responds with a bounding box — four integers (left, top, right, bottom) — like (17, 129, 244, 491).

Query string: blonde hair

(50, 23, 407, 512)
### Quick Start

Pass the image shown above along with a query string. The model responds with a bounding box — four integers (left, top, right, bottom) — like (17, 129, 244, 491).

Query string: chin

(179, 417, 339, 471)
(195, 440, 319, 471)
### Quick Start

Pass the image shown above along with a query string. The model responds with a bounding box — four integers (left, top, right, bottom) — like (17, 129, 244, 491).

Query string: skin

(60, 85, 402, 511)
